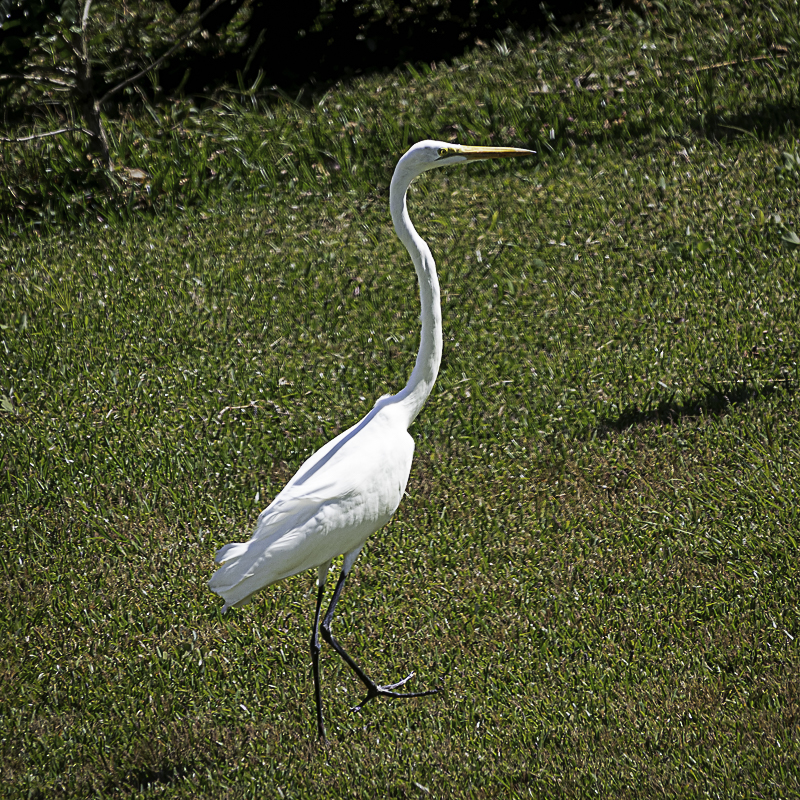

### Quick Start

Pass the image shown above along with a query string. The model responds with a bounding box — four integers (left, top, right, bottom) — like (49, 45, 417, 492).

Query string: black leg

(320, 569, 442, 713)
(310, 578, 327, 740)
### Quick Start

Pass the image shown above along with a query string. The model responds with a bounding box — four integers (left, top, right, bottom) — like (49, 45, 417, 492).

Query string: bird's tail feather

(208, 498, 325, 612)
(208, 530, 308, 612)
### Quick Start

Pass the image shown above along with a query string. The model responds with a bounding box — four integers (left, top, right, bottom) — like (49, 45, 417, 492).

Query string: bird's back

(208, 401, 414, 611)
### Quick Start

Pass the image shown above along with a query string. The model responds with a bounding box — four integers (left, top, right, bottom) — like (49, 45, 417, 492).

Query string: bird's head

(400, 139, 534, 175)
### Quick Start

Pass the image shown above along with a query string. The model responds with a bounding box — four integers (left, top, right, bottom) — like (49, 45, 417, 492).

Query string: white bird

(208, 140, 533, 739)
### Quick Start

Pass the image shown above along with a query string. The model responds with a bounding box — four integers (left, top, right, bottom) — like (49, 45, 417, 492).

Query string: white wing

(207, 404, 414, 611)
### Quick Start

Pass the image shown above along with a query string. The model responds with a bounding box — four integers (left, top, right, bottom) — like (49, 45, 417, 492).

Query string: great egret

(208, 140, 533, 739)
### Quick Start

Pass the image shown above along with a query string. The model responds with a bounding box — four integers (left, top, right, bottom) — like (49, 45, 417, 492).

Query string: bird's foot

(351, 671, 442, 713)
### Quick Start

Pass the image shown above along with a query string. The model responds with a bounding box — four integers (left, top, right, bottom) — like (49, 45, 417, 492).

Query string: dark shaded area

(124, 764, 190, 792)
(597, 376, 796, 434)
(160, 0, 605, 96)
(692, 100, 800, 141)
(0, 0, 51, 80)
(0, 0, 625, 117)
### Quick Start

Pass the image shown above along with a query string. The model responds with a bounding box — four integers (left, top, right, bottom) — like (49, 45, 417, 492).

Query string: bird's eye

(437, 147, 457, 158)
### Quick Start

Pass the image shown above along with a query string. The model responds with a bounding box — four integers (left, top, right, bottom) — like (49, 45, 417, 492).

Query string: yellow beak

(459, 145, 535, 160)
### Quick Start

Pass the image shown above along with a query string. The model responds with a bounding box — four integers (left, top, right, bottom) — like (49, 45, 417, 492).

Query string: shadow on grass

(560, 98, 800, 155)
(596, 377, 796, 435)
(693, 100, 800, 141)
(122, 763, 191, 793)
(162, 0, 606, 97)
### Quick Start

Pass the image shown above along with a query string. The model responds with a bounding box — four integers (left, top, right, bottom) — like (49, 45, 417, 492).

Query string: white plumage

(208, 140, 533, 739)
(209, 398, 413, 610)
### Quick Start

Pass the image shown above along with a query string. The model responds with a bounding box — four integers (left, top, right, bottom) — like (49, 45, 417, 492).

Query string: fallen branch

(694, 50, 788, 73)
(0, 72, 74, 88)
(0, 127, 93, 143)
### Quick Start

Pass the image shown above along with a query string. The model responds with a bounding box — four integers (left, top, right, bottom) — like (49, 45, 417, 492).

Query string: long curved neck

(389, 162, 442, 428)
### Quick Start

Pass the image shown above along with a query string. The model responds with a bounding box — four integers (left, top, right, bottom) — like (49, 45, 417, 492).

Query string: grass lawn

(1, 1, 799, 797)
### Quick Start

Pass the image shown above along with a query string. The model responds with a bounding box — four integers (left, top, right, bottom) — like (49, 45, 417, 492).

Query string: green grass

(1, 1, 800, 797)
